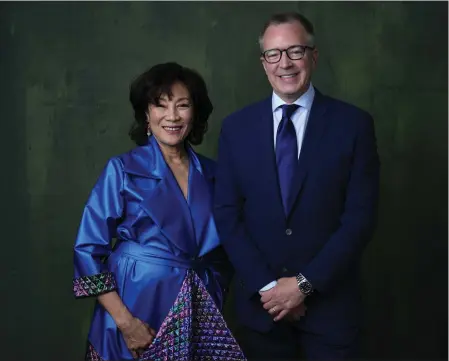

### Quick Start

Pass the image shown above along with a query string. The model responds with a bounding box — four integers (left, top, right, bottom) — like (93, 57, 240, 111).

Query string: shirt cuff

(259, 280, 277, 292)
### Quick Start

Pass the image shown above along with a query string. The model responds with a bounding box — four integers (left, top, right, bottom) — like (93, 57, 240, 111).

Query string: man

(213, 12, 380, 360)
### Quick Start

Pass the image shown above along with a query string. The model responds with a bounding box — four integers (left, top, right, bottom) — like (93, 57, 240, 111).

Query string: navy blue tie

(276, 104, 299, 214)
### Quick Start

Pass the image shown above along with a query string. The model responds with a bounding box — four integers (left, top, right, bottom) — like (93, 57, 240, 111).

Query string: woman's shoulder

(111, 145, 155, 177)
(116, 145, 148, 162)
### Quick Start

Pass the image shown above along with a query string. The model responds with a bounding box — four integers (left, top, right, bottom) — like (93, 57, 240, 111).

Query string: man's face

(261, 21, 318, 103)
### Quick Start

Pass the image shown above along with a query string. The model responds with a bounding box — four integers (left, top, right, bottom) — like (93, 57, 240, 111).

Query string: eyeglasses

(261, 45, 315, 64)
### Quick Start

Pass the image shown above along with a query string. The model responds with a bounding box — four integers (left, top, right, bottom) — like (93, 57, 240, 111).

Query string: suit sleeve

(302, 114, 380, 294)
(213, 119, 277, 298)
(72, 157, 125, 298)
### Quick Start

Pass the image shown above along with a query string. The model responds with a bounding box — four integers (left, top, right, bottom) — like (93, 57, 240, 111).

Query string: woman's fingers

(144, 322, 157, 337)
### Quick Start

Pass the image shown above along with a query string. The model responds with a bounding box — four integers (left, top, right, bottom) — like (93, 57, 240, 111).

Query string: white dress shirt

(273, 82, 315, 158)
(259, 83, 316, 293)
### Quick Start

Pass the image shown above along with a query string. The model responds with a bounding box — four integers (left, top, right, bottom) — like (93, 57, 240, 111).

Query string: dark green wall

(1, 2, 447, 360)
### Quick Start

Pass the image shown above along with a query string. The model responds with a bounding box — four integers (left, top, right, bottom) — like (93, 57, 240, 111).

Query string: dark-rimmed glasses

(261, 45, 315, 64)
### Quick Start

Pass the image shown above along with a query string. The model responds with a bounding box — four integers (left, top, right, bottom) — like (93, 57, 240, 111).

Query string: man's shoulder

(222, 97, 270, 128)
(321, 92, 372, 121)
(196, 153, 216, 169)
(189, 152, 215, 181)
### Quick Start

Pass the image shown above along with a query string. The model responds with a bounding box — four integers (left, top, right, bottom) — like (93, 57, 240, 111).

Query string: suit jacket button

(285, 228, 292, 236)
(282, 267, 289, 273)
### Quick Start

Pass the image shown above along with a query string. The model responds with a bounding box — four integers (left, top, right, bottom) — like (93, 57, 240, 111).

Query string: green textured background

(1, 2, 447, 360)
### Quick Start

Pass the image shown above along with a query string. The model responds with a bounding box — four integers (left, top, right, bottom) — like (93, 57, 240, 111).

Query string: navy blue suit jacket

(213, 89, 380, 337)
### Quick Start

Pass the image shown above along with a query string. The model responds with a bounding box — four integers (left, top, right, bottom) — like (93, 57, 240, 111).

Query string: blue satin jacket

(73, 136, 229, 361)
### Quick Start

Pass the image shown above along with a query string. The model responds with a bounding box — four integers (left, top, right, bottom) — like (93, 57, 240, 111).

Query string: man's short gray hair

(258, 12, 315, 51)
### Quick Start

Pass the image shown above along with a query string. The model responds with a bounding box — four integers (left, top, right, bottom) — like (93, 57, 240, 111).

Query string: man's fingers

(262, 300, 277, 310)
(274, 309, 289, 322)
(260, 292, 273, 303)
(292, 306, 305, 317)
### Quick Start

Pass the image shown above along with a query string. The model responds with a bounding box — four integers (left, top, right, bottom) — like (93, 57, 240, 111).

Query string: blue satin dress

(73, 136, 231, 361)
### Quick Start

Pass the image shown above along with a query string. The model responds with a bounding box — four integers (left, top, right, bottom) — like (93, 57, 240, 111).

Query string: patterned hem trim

(85, 342, 105, 361)
(73, 272, 117, 298)
(140, 269, 247, 360)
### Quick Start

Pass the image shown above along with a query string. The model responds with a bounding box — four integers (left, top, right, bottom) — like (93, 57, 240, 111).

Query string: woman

(73, 62, 245, 361)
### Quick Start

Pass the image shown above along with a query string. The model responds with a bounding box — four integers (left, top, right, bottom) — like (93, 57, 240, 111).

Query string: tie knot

(280, 104, 299, 120)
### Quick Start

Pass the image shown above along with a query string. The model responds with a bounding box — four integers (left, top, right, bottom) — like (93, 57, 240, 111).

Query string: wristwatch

(296, 273, 313, 296)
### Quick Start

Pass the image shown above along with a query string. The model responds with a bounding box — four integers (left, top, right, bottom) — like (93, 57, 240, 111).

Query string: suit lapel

(287, 89, 330, 216)
(256, 98, 287, 215)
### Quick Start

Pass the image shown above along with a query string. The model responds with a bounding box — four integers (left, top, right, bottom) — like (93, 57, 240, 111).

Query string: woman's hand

(118, 317, 156, 359)
(97, 292, 156, 358)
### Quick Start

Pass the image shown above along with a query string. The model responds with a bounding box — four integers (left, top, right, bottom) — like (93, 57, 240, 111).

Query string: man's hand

(286, 302, 307, 322)
(259, 277, 306, 322)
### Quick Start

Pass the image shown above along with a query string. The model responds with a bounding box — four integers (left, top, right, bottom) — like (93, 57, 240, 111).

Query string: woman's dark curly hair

(129, 62, 213, 146)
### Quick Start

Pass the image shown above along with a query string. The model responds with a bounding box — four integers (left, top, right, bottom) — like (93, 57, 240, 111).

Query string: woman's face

(147, 82, 194, 149)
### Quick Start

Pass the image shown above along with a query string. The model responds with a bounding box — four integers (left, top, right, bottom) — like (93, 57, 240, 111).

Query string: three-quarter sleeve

(72, 157, 125, 298)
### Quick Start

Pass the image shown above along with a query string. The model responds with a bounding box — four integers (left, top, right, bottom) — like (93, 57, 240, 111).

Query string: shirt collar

(272, 82, 315, 113)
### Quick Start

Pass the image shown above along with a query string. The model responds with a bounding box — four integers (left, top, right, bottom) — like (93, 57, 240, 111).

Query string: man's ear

(261, 57, 268, 73)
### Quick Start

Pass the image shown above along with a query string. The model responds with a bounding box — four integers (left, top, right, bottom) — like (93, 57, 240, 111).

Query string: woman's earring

(146, 114, 151, 136)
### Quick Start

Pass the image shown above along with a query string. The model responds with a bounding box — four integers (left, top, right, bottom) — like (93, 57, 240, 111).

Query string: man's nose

(279, 51, 292, 68)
